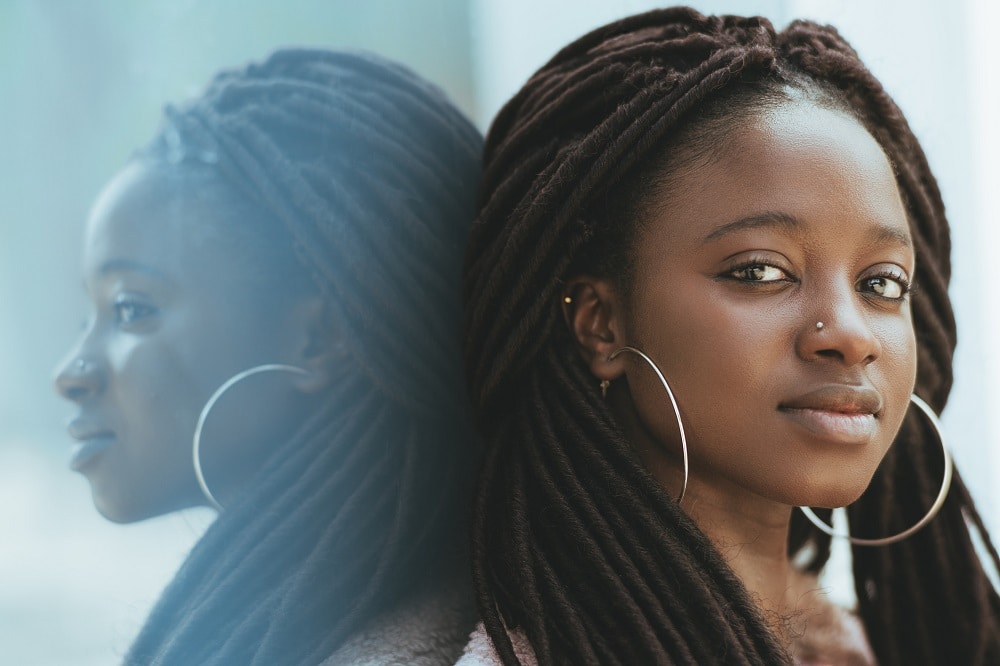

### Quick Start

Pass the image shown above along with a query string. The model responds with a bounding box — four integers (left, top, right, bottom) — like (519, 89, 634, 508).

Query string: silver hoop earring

(799, 393, 954, 546)
(607, 346, 689, 504)
(192, 363, 309, 511)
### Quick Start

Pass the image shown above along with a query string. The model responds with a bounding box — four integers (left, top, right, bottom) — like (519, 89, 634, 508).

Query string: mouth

(67, 421, 115, 471)
(778, 385, 882, 443)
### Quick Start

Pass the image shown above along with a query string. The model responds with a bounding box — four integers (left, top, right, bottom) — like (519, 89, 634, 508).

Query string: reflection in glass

(53, 49, 482, 665)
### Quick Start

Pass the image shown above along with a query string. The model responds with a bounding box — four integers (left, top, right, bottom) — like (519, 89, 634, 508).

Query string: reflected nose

(54, 356, 106, 402)
(798, 295, 881, 367)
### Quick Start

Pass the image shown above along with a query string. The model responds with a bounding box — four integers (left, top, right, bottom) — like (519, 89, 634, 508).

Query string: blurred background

(1, 1, 996, 663)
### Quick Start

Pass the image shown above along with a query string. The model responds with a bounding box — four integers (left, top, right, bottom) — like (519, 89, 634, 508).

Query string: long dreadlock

(463, 8, 1000, 665)
(123, 49, 483, 665)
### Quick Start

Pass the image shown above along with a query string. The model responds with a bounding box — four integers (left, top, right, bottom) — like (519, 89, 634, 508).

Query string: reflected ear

(562, 276, 629, 382)
(284, 296, 346, 394)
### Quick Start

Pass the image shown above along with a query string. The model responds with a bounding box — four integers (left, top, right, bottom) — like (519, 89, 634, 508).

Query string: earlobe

(287, 297, 348, 394)
(562, 276, 629, 382)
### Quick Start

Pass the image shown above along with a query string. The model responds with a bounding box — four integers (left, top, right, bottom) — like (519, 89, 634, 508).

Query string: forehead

(83, 160, 249, 283)
(87, 160, 228, 240)
(646, 101, 907, 249)
(731, 102, 894, 197)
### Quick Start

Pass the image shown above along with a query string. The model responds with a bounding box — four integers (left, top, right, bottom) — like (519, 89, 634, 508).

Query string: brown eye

(113, 294, 157, 326)
(860, 275, 907, 299)
(732, 264, 787, 282)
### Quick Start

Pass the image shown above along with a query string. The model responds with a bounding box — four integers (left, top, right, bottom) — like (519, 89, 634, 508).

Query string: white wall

(968, 0, 1000, 539)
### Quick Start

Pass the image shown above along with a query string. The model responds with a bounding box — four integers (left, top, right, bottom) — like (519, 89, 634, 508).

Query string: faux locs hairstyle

(124, 49, 482, 665)
(463, 8, 1000, 665)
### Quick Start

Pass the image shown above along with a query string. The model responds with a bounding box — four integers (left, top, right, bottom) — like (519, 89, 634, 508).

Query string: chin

(87, 466, 204, 523)
(93, 497, 142, 524)
(91, 486, 171, 524)
(787, 474, 874, 510)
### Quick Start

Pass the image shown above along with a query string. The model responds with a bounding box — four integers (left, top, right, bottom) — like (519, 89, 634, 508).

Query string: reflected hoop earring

(607, 346, 689, 504)
(799, 393, 954, 546)
(192, 363, 309, 511)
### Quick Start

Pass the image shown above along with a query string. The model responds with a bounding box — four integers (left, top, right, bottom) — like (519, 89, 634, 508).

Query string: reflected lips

(68, 421, 114, 471)
(779, 385, 882, 443)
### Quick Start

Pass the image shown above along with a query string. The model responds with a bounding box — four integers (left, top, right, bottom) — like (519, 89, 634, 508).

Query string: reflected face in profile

(603, 100, 917, 510)
(55, 159, 317, 523)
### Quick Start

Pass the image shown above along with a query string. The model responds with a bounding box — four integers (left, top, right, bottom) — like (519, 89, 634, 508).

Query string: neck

(648, 458, 836, 651)
(611, 389, 814, 639)
(609, 386, 836, 647)
(682, 479, 795, 619)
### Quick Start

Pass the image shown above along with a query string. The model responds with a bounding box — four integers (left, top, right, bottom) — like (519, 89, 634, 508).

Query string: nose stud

(75, 358, 89, 372)
(816, 321, 824, 330)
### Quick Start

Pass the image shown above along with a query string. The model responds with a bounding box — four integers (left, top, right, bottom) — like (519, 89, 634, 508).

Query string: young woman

(459, 8, 1000, 665)
(54, 49, 482, 665)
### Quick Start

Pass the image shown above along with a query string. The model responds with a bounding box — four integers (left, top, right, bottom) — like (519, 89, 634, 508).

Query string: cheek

(631, 282, 789, 393)
(87, 334, 207, 522)
(626, 284, 790, 446)
(106, 333, 206, 442)
(874, 315, 918, 439)
(873, 305, 917, 381)
(897, 320, 918, 389)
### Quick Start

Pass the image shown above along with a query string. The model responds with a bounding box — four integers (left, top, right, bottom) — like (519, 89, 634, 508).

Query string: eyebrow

(703, 210, 913, 249)
(98, 259, 169, 280)
(868, 224, 913, 249)
(703, 211, 800, 242)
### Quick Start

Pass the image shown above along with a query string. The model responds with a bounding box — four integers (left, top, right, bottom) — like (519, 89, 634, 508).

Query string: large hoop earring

(607, 346, 689, 504)
(192, 363, 309, 511)
(799, 393, 954, 547)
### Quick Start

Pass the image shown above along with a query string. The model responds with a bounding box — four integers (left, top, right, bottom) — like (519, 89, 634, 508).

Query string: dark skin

(54, 160, 340, 523)
(566, 101, 915, 656)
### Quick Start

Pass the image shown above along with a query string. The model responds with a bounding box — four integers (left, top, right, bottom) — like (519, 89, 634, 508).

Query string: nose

(797, 290, 881, 367)
(54, 354, 106, 402)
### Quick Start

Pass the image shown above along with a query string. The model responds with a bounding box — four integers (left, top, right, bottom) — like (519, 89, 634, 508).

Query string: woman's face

(55, 160, 319, 523)
(603, 100, 917, 510)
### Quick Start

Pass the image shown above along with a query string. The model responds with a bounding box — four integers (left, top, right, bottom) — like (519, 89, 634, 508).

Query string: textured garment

(791, 603, 877, 665)
(321, 575, 476, 666)
(454, 623, 536, 666)
(455, 606, 876, 666)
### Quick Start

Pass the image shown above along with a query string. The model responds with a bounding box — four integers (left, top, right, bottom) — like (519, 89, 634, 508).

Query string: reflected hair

(124, 49, 482, 665)
(464, 7, 1000, 665)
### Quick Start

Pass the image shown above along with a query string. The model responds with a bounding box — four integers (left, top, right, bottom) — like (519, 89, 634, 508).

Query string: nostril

(55, 357, 104, 401)
(62, 385, 90, 401)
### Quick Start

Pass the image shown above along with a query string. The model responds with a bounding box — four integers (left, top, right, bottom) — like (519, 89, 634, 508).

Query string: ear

(562, 276, 629, 383)
(283, 296, 348, 394)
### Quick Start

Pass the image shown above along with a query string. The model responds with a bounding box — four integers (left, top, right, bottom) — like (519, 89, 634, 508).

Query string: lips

(779, 385, 883, 443)
(780, 385, 883, 415)
(67, 418, 115, 471)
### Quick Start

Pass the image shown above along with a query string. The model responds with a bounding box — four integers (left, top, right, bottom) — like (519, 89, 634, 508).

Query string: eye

(113, 294, 157, 326)
(858, 272, 910, 300)
(727, 262, 791, 283)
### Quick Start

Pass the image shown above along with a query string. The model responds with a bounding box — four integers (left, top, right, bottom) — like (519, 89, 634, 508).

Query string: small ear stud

(564, 296, 573, 304)
(816, 321, 824, 330)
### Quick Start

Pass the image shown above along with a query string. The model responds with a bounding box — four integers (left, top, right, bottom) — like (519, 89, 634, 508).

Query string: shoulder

(455, 622, 538, 666)
(320, 575, 476, 666)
